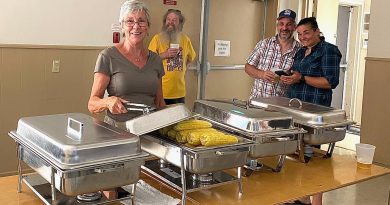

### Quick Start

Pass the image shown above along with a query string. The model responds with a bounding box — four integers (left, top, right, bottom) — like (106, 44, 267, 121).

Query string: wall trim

(365, 57, 390, 62)
(0, 44, 106, 50)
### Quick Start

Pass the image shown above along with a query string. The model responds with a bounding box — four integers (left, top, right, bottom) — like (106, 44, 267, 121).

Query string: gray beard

(161, 26, 181, 43)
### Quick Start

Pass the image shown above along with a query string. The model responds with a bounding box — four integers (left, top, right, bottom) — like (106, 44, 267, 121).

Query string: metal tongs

(124, 102, 156, 114)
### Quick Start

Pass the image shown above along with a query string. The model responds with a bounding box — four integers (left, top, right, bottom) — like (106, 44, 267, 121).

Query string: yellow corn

(174, 119, 212, 131)
(184, 143, 196, 148)
(159, 125, 173, 136)
(167, 129, 178, 140)
(185, 128, 219, 146)
(200, 133, 239, 147)
(175, 131, 188, 143)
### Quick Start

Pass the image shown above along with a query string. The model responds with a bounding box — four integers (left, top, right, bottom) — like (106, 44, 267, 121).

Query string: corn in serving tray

(159, 119, 238, 147)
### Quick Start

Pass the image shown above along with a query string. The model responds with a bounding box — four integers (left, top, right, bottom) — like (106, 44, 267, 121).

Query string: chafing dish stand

(140, 135, 250, 205)
(193, 99, 306, 177)
(250, 97, 354, 163)
(10, 113, 148, 205)
(15, 147, 135, 205)
(125, 104, 254, 205)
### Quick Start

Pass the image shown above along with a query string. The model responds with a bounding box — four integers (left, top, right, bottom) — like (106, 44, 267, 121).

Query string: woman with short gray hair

(88, 1, 165, 198)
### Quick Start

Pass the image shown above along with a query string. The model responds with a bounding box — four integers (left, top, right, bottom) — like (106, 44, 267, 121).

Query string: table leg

(237, 167, 243, 195)
(16, 143, 22, 193)
(180, 151, 187, 205)
(274, 155, 286, 172)
(50, 168, 56, 203)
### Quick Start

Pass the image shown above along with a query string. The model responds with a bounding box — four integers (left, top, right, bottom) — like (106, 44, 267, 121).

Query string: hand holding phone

(275, 70, 292, 76)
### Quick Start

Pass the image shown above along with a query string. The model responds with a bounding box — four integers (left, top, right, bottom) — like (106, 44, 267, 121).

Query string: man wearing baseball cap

(244, 7, 300, 185)
(245, 9, 301, 100)
(277, 9, 297, 20)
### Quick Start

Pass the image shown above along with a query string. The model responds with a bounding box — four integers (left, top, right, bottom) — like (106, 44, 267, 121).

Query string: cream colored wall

(361, 0, 390, 165)
(0, 0, 201, 48)
(315, 0, 339, 44)
(366, 1, 388, 58)
(0, 45, 102, 176)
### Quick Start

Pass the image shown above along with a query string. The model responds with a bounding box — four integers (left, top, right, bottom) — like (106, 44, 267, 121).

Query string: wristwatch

(300, 75, 305, 83)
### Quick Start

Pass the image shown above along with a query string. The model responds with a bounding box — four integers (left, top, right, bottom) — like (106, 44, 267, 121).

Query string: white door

(332, 6, 351, 109)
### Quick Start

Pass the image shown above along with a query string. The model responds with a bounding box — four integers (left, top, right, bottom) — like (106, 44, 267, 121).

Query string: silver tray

(192, 99, 306, 158)
(249, 97, 354, 128)
(126, 104, 193, 136)
(15, 140, 146, 196)
(15, 113, 142, 170)
(193, 99, 294, 133)
(141, 131, 253, 174)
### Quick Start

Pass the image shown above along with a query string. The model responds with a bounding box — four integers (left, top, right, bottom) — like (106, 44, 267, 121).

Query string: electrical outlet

(52, 60, 60, 73)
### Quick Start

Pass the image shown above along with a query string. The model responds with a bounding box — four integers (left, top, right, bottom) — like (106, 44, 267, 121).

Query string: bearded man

(149, 9, 196, 105)
(245, 9, 301, 99)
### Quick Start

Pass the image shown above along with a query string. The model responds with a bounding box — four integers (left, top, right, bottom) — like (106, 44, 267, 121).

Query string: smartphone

(275, 70, 292, 76)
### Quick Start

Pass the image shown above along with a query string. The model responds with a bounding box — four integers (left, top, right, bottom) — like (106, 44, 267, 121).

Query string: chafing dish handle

(124, 102, 156, 114)
(215, 149, 246, 156)
(233, 98, 248, 109)
(332, 127, 347, 132)
(94, 164, 125, 173)
(67, 118, 84, 141)
(288, 98, 303, 109)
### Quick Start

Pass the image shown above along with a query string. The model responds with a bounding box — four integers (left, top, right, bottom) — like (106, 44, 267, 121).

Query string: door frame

(338, 1, 364, 126)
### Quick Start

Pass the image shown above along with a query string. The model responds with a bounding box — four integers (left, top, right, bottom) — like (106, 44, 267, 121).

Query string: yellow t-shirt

(148, 33, 196, 99)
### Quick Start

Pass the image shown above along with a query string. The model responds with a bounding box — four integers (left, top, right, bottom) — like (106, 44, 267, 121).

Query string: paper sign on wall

(214, 40, 230, 57)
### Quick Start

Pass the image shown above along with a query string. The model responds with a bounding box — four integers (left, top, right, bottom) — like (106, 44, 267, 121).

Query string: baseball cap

(277, 9, 296, 21)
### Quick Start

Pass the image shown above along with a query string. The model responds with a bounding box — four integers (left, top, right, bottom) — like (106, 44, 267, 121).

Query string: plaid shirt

(247, 36, 301, 100)
(288, 40, 342, 106)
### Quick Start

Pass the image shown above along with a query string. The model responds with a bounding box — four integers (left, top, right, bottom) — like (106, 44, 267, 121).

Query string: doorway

(332, 6, 350, 109)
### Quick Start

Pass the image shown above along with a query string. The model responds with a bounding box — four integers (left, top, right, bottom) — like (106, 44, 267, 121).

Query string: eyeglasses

(123, 19, 148, 27)
(168, 9, 181, 13)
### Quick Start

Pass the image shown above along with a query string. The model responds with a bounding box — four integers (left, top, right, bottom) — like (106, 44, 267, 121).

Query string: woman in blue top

(281, 17, 341, 107)
(281, 17, 341, 205)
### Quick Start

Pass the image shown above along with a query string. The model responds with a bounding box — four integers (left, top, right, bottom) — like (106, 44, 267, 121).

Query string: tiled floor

(321, 136, 390, 205)
(323, 173, 389, 205)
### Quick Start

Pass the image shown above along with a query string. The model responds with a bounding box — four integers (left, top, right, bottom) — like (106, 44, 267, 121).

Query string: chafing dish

(9, 113, 148, 205)
(193, 99, 305, 175)
(125, 104, 254, 205)
(250, 97, 354, 162)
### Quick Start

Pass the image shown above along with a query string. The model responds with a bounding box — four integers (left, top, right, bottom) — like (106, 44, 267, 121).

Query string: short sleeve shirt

(94, 46, 164, 121)
(247, 36, 301, 100)
(288, 40, 342, 106)
(148, 33, 196, 99)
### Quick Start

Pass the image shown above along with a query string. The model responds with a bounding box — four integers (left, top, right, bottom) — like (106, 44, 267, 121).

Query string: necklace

(119, 43, 145, 63)
(129, 51, 144, 62)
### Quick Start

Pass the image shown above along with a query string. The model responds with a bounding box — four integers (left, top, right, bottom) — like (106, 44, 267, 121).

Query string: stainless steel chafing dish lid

(249, 97, 353, 127)
(13, 113, 145, 169)
(193, 99, 294, 134)
(126, 104, 193, 136)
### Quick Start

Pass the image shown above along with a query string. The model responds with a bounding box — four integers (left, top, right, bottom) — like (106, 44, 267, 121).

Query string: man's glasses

(123, 19, 148, 27)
